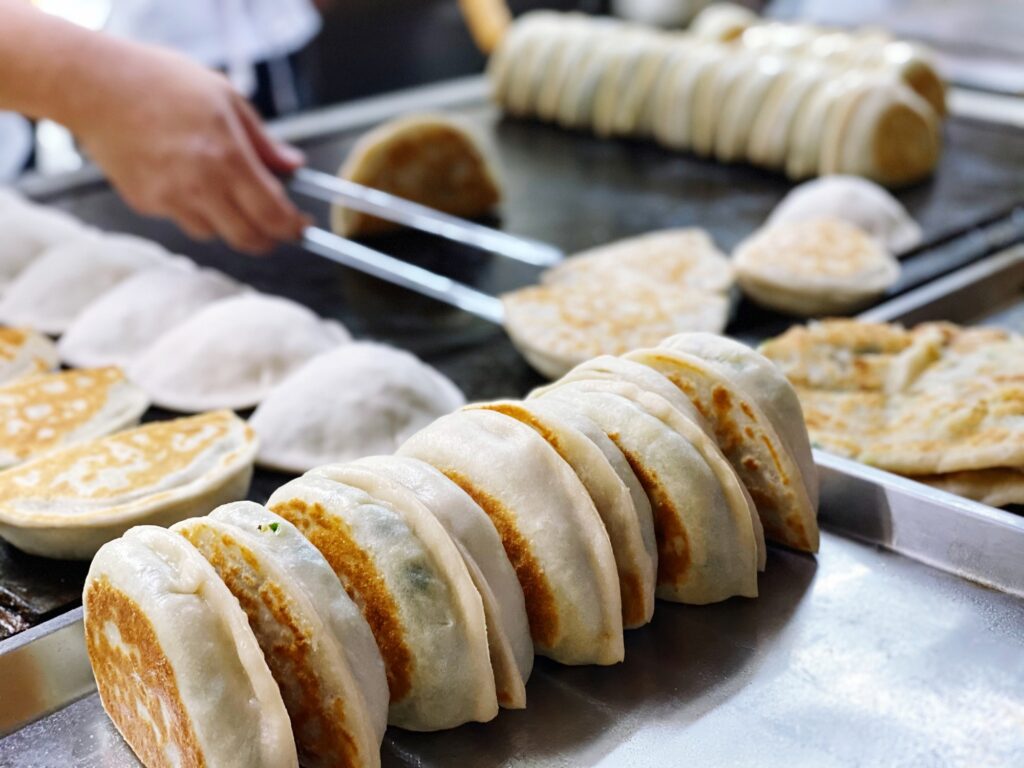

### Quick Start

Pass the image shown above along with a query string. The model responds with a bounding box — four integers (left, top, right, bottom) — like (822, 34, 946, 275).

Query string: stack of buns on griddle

(84, 330, 820, 767)
(488, 10, 943, 186)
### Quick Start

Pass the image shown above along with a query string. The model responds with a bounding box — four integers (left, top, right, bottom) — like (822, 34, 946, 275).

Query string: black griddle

(2, 79, 1023, 640)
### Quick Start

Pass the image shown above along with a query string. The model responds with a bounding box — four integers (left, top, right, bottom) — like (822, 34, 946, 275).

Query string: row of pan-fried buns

(84, 331, 820, 768)
(489, 10, 943, 186)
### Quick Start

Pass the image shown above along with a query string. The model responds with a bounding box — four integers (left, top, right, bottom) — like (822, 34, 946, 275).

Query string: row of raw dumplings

(85, 331, 821, 767)
(489, 11, 942, 186)
(0, 190, 464, 557)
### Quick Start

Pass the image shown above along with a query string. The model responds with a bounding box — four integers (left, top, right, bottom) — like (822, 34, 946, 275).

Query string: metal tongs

(289, 168, 564, 325)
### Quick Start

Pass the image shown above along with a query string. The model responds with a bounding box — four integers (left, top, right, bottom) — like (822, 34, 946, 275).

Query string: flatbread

(174, 504, 388, 768)
(320, 455, 533, 709)
(734, 217, 901, 316)
(761, 320, 1024, 478)
(0, 327, 58, 384)
(625, 346, 819, 552)
(59, 263, 243, 368)
(250, 342, 464, 474)
(331, 114, 502, 238)
(0, 410, 257, 558)
(0, 366, 149, 469)
(84, 526, 297, 768)
(397, 408, 624, 665)
(536, 379, 762, 602)
(267, 472, 498, 730)
(471, 399, 658, 628)
(542, 228, 733, 295)
(767, 175, 922, 254)
(913, 467, 1024, 508)
(0, 205, 87, 292)
(503, 275, 729, 379)
(129, 294, 350, 412)
(0, 232, 167, 334)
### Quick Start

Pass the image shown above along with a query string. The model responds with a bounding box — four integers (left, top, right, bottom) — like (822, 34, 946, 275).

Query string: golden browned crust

(84, 576, 205, 768)
(610, 436, 692, 591)
(338, 121, 501, 237)
(480, 401, 646, 627)
(441, 469, 560, 649)
(270, 498, 414, 704)
(178, 528, 362, 768)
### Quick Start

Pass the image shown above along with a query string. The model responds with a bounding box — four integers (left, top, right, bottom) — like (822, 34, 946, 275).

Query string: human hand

(66, 41, 309, 254)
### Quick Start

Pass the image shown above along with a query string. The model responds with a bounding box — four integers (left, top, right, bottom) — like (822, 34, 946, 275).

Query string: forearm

(0, 1, 138, 132)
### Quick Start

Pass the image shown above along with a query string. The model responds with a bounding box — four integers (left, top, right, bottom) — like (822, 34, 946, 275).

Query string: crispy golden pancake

(762, 319, 1024, 491)
(0, 326, 58, 384)
(0, 410, 256, 558)
(0, 367, 148, 468)
(331, 114, 502, 238)
(734, 217, 901, 316)
(503, 277, 729, 380)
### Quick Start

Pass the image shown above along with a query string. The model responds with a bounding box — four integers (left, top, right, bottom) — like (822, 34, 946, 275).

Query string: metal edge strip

(861, 242, 1024, 323)
(0, 607, 94, 737)
(816, 449, 1024, 597)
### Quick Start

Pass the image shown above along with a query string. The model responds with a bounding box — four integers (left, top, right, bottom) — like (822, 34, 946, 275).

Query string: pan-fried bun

(268, 473, 498, 731)
(175, 504, 388, 768)
(84, 526, 297, 768)
(331, 114, 502, 238)
(313, 455, 533, 709)
(398, 408, 624, 665)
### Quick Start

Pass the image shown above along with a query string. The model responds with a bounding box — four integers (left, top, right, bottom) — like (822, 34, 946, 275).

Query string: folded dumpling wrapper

(0, 205, 88, 292)
(470, 399, 658, 628)
(0, 410, 257, 558)
(331, 113, 502, 238)
(536, 379, 763, 602)
(59, 263, 244, 368)
(84, 526, 298, 768)
(174, 503, 389, 768)
(310, 456, 533, 709)
(766, 175, 922, 254)
(398, 408, 624, 665)
(660, 332, 820, 511)
(625, 346, 819, 552)
(250, 343, 464, 473)
(0, 232, 167, 334)
(0, 327, 58, 384)
(129, 294, 350, 412)
(0, 366, 149, 469)
(267, 472, 498, 731)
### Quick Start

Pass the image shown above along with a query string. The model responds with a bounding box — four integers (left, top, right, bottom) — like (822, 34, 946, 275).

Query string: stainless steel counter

(2, 530, 1021, 767)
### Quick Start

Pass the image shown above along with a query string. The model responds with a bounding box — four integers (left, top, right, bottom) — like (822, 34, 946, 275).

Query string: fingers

(205, 188, 276, 255)
(224, 105, 310, 246)
(234, 95, 305, 174)
(173, 204, 217, 242)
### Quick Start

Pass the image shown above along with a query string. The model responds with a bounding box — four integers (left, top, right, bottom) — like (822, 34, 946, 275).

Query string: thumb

(234, 96, 305, 174)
